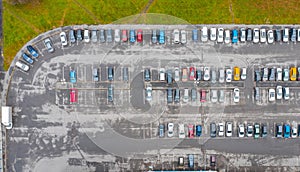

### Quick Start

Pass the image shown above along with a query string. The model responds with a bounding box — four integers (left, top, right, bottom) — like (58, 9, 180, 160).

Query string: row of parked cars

(15, 45, 40, 72)
(267, 86, 290, 101)
(144, 66, 247, 83)
(177, 154, 216, 169)
(255, 67, 300, 81)
(159, 123, 202, 138)
(276, 123, 299, 138)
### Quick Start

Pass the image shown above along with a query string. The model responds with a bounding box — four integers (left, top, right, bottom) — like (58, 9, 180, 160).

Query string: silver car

(211, 90, 218, 103)
(114, 29, 121, 42)
(91, 30, 98, 43)
(44, 38, 54, 53)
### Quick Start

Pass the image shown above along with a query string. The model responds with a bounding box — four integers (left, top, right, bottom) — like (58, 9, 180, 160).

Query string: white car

(218, 123, 224, 136)
(226, 68, 232, 82)
(233, 88, 240, 103)
(276, 86, 282, 100)
(145, 85, 152, 101)
(226, 122, 233, 137)
(268, 88, 276, 102)
(240, 28, 246, 42)
(219, 69, 225, 83)
(283, 28, 289, 43)
(260, 28, 266, 43)
(173, 29, 180, 44)
(167, 123, 174, 137)
(211, 90, 218, 103)
(292, 126, 298, 138)
(16, 61, 29, 72)
(183, 88, 189, 103)
(247, 125, 253, 137)
(203, 67, 210, 81)
(201, 27, 208, 42)
(60, 32, 68, 46)
(253, 28, 260, 43)
(283, 87, 290, 100)
(159, 68, 165, 81)
(217, 28, 224, 43)
(238, 124, 245, 137)
(297, 29, 300, 42)
(224, 30, 230, 44)
(181, 30, 187, 44)
(83, 29, 90, 43)
(241, 68, 247, 80)
(114, 29, 121, 42)
(277, 68, 282, 81)
(267, 30, 274, 44)
(210, 28, 217, 41)
(178, 124, 185, 138)
(174, 67, 180, 82)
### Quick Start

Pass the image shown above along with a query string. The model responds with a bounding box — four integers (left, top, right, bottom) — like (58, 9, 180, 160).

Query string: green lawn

(3, 0, 300, 70)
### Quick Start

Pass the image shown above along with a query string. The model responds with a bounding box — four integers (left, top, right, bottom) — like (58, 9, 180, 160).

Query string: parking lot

(4, 25, 300, 171)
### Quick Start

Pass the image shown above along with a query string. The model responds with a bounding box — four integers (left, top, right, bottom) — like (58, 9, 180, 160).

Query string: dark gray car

(69, 29, 76, 43)
(247, 28, 252, 41)
(167, 88, 173, 103)
(76, 29, 82, 41)
(167, 70, 172, 84)
(107, 29, 113, 43)
(174, 89, 180, 103)
(275, 29, 282, 42)
(191, 88, 197, 101)
(152, 30, 157, 44)
(210, 123, 217, 137)
(108, 67, 114, 81)
(123, 67, 129, 81)
(255, 70, 261, 81)
(91, 30, 98, 43)
(93, 68, 99, 82)
(100, 29, 105, 43)
(108, 86, 113, 102)
(290, 28, 296, 42)
(269, 68, 275, 81)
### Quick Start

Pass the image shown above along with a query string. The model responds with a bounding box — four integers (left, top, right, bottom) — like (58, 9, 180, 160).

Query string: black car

(246, 28, 252, 41)
(275, 29, 282, 42)
(196, 70, 202, 81)
(174, 89, 180, 103)
(261, 124, 267, 137)
(144, 69, 151, 81)
(210, 123, 217, 137)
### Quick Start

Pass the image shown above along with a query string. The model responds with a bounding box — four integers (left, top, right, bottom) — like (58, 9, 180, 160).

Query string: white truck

(2, 106, 13, 129)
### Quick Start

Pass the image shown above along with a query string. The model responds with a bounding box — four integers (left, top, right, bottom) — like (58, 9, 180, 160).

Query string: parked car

(182, 68, 188, 82)
(210, 155, 216, 167)
(283, 87, 290, 100)
(188, 124, 194, 138)
(22, 53, 34, 64)
(226, 122, 233, 137)
(211, 90, 218, 103)
(137, 29, 143, 42)
(238, 124, 245, 137)
(76, 29, 82, 41)
(260, 28, 266, 43)
(192, 29, 198, 41)
(262, 68, 268, 81)
(283, 68, 289, 81)
(255, 70, 261, 81)
(129, 29, 135, 43)
(43, 38, 54, 53)
(70, 70, 76, 83)
(99, 29, 105, 43)
(167, 70, 172, 84)
(183, 88, 189, 103)
(210, 27, 217, 41)
(247, 28, 252, 41)
(290, 67, 297, 81)
(189, 67, 196, 80)
(211, 70, 217, 83)
(261, 124, 267, 138)
(284, 124, 291, 138)
(168, 123, 174, 137)
(268, 88, 275, 101)
(203, 67, 210, 81)
(173, 29, 180, 44)
(70, 88, 77, 103)
(218, 122, 224, 136)
(247, 124, 253, 137)
(297, 29, 300, 42)
(233, 88, 240, 103)
(69, 29, 76, 43)
(191, 88, 197, 101)
(178, 157, 184, 167)
(108, 67, 114, 81)
(108, 86, 113, 102)
(174, 89, 180, 103)
(275, 29, 282, 42)
(269, 68, 275, 81)
(160, 68, 165, 81)
(196, 69, 202, 81)
(253, 28, 260, 43)
(292, 125, 297, 138)
(144, 69, 151, 81)
(219, 90, 225, 103)
(196, 125, 202, 137)
(290, 28, 297, 42)
(267, 30, 274, 44)
(188, 154, 194, 168)
(145, 85, 152, 101)
(93, 68, 99, 82)
(174, 67, 180, 82)
(122, 30, 128, 42)
(226, 68, 232, 82)
(276, 124, 283, 138)
(178, 124, 185, 138)
(217, 28, 224, 43)
(159, 124, 164, 137)
(27, 45, 39, 58)
(106, 29, 113, 42)
(232, 29, 238, 43)
(15, 61, 29, 72)
(210, 122, 217, 137)
(277, 68, 282, 81)
(219, 68, 225, 83)
(254, 124, 260, 139)
(200, 90, 206, 102)
(181, 30, 187, 44)
(91, 30, 98, 43)
(159, 30, 165, 44)
(83, 29, 90, 43)
(241, 68, 247, 80)
(201, 27, 208, 42)
(298, 67, 300, 81)
(114, 29, 121, 42)
(276, 86, 282, 100)
(254, 87, 260, 101)
(283, 28, 289, 42)
(224, 30, 230, 44)
(152, 30, 157, 44)
(123, 67, 129, 81)
(167, 88, 173, 103)
(240, 28, 246, 42)
(233, 66, 240, 81)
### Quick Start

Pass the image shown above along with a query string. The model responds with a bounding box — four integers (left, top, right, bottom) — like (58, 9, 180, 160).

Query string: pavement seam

(71, 0, 101, 24)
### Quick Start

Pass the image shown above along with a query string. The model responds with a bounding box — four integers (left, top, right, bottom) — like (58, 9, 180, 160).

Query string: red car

(200, 90, 206, 102)
(137, 29, 143, 42)
(122, 30, 128, 42)
(70, 89, 77, 103)
(188, 124, 194, 138)
(189, 67, 196, 80)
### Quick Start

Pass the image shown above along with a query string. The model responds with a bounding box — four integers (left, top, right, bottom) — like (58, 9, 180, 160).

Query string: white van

(84, 29, 90, 43)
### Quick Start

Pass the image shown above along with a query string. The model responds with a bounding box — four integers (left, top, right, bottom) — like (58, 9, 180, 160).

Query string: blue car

(129, 30, 135, 43)
(159, 124, 164, 137)
(159, 30, 165, 44)
(70, 70, 76, 83)
(284, 124, 291, 138)
(27, 45, 39, 58)
(188, 154, 194, 168)
(192, 29, 198, 41)
(196, 125, 202, 136)
(232, 29, 238, 43)
(22, 53, 34, 64)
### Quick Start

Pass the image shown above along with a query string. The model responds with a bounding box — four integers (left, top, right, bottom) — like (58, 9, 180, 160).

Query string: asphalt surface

(4, 25, 300, 172)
